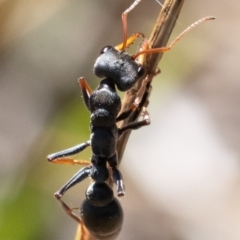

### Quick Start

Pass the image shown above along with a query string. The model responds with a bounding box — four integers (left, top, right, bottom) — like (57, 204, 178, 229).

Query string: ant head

(93, 46, 145, 92)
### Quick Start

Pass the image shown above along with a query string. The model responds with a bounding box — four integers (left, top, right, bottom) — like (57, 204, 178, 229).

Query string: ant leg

(121, 0, 143, 50)
(131, 69, 160, 106)
(48, 141, 90, 160)
(78, 77, 92, 111)
(56, 198, 82, 223)
(112, 167, 124, 197)
(116, 39, 156, 122)
(115, 32, 144, 51)
(108, 155, 125, 197)
(118, 109, 150, 135)
(135, 38, 150, 65)
(116, 106, 137, 122)
(56, 199, 91, 238)
(47, 141, 91, 165)
(54, 165, 92, 199)
(48, 157, 90, 165)
(116, 73, 157, 122)
(133, 16, 215, 59)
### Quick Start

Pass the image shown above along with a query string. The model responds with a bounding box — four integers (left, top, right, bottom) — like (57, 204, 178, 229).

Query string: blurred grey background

(0, 0, 239, 239)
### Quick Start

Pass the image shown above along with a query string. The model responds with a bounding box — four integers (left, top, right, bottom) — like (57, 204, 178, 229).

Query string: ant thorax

(90, 126, 118, 159)
(89, 78, 121, 128)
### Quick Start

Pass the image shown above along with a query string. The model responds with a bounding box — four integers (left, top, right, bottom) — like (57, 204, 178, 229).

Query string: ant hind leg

(108, 155, 125, 197)
(56, 198, 82, 223)
(54, 165, 92, 198)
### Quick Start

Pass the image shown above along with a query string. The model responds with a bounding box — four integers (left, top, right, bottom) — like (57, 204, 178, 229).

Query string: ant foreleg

(47, 141, 91, 165)
(133, 16, 215, 59)
(54, 165, 92, 199)
(78, 77, 93, 111)
(121, 0, 143, 50)
(115, 32, 144, 51)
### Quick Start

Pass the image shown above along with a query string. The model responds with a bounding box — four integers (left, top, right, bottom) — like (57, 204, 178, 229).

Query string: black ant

(47, 0, 215, 239)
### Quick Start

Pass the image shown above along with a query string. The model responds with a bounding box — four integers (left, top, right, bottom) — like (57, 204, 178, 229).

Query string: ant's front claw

(47, 154, 54, 162)
(54, 192, 62, 199)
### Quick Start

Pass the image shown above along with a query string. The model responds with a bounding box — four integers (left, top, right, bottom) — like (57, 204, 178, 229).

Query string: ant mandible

(47, 0, 215, 239)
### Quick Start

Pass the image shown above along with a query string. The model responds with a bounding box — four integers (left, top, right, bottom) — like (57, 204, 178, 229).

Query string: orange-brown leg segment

(56, 198, 91, 239)
(47, 141, 91, 165)
(121, 0, 143, 50)
(78, 77, 92, 111)
(78, 77, 92, 95)
(115, 32, 145, 51)
(133, 16, 215, 60)
(49, 157, 90, 166)
(135, 38, 150, 65)
(57, 198, 82, 223)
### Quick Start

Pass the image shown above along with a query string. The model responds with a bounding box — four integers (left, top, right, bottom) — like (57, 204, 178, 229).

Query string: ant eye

(100, 46, 112, 54)
(137, 66, 145, 77)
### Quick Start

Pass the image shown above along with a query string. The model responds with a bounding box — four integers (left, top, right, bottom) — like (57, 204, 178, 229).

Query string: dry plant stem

(117, 0, 184, 161)
(76, 0, 184, 239)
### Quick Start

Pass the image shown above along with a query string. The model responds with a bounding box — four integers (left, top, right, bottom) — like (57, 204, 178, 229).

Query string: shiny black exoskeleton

(81, 182, 123, 240)
(94, 46, 145, 91)
(47, 39, 148, 240)
(57, 182, 123, 240)
(47, 44, 147, 198)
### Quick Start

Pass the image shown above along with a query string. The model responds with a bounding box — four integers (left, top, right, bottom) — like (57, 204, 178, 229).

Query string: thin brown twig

(117, 0, 184, 161)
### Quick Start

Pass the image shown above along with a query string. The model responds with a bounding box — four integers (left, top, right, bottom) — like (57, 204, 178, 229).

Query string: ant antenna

(122, 0, 142, 51)
(133, 16, 216, 59)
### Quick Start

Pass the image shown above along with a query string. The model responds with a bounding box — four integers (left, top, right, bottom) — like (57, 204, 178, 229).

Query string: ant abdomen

(94, 46, 144, 91)
(80, 182, 123, 240)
